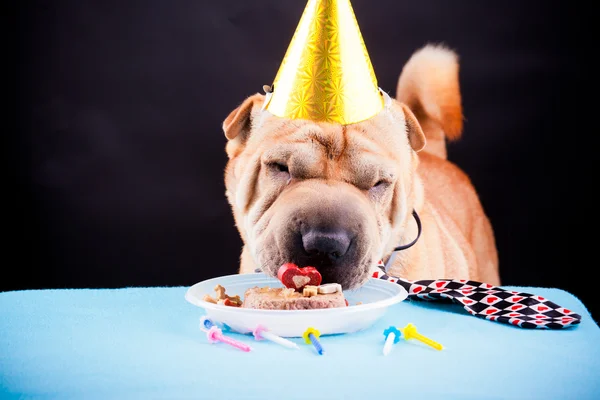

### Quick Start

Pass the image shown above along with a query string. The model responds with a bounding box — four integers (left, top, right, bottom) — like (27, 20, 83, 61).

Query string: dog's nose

(302, 229, 352, 261)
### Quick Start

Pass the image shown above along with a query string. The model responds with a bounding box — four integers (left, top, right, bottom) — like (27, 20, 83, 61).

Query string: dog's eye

(270, 163, 290, 172)
(369, 180, 390, 197)
(267, 162, 289, 173)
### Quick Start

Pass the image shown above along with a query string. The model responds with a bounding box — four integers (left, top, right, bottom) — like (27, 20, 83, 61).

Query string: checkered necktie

(373, 260, 581, 329)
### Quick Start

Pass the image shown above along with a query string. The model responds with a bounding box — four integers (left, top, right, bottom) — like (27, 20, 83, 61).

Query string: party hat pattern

(265, 0, 384, 125)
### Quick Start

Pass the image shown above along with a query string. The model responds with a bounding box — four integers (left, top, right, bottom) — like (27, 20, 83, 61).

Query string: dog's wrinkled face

(223, 93, 425, 289)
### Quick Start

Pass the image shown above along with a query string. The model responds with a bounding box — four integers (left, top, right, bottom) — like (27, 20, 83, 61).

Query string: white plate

(185, 273, 408, 337)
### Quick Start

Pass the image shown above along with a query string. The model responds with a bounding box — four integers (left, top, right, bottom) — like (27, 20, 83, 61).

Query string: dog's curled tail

(396, 44, 463, 159)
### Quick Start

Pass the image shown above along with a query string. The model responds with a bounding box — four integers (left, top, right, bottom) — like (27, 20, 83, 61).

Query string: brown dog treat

(206, 284, 242, 306)
(227, 295, 243, 306)
(302, 286, 318, 297)
(214, 284, 227, 300)
(203, 294, 217, 304)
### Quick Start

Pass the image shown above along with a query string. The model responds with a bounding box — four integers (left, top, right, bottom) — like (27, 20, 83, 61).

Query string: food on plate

(203, 282, 348, 310)
(277, 263, 322, 291)
(203, 264, 349, 310)
(203, 284, 243, 307)
(242, 285, 346, 310)
(302, 285, 318, 297)
(317, 283, 342, 294)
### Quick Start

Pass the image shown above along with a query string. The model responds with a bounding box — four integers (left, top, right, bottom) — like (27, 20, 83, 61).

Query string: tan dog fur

(222, 44, 500, 288)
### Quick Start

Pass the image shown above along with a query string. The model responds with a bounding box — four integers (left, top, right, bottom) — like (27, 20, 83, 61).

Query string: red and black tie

(373, 261, 581, 329)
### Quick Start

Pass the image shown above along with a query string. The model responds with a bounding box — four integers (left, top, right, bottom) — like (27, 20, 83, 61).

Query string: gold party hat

(264, 0, 384, 125)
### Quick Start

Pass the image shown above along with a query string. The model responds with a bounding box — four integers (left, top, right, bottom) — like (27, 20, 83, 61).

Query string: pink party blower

(202, 325, 252, 352)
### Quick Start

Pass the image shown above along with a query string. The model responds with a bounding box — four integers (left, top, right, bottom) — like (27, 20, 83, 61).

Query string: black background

(10, 1, 596, 323)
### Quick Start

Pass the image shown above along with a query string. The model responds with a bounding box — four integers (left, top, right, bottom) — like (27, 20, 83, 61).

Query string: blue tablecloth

(1, 286, 599, 400)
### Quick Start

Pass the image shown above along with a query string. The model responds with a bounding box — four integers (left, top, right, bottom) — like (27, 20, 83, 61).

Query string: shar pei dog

(221, 44, 500, 289)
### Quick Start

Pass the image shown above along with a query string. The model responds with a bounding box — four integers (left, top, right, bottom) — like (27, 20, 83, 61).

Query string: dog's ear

(399, 103, 427, 152)
(222, 93, 265, 141)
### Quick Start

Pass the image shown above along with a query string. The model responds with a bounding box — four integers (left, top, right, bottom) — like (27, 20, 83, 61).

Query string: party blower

(383, 323, 444, 355)
(200, 317, 251, 352)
